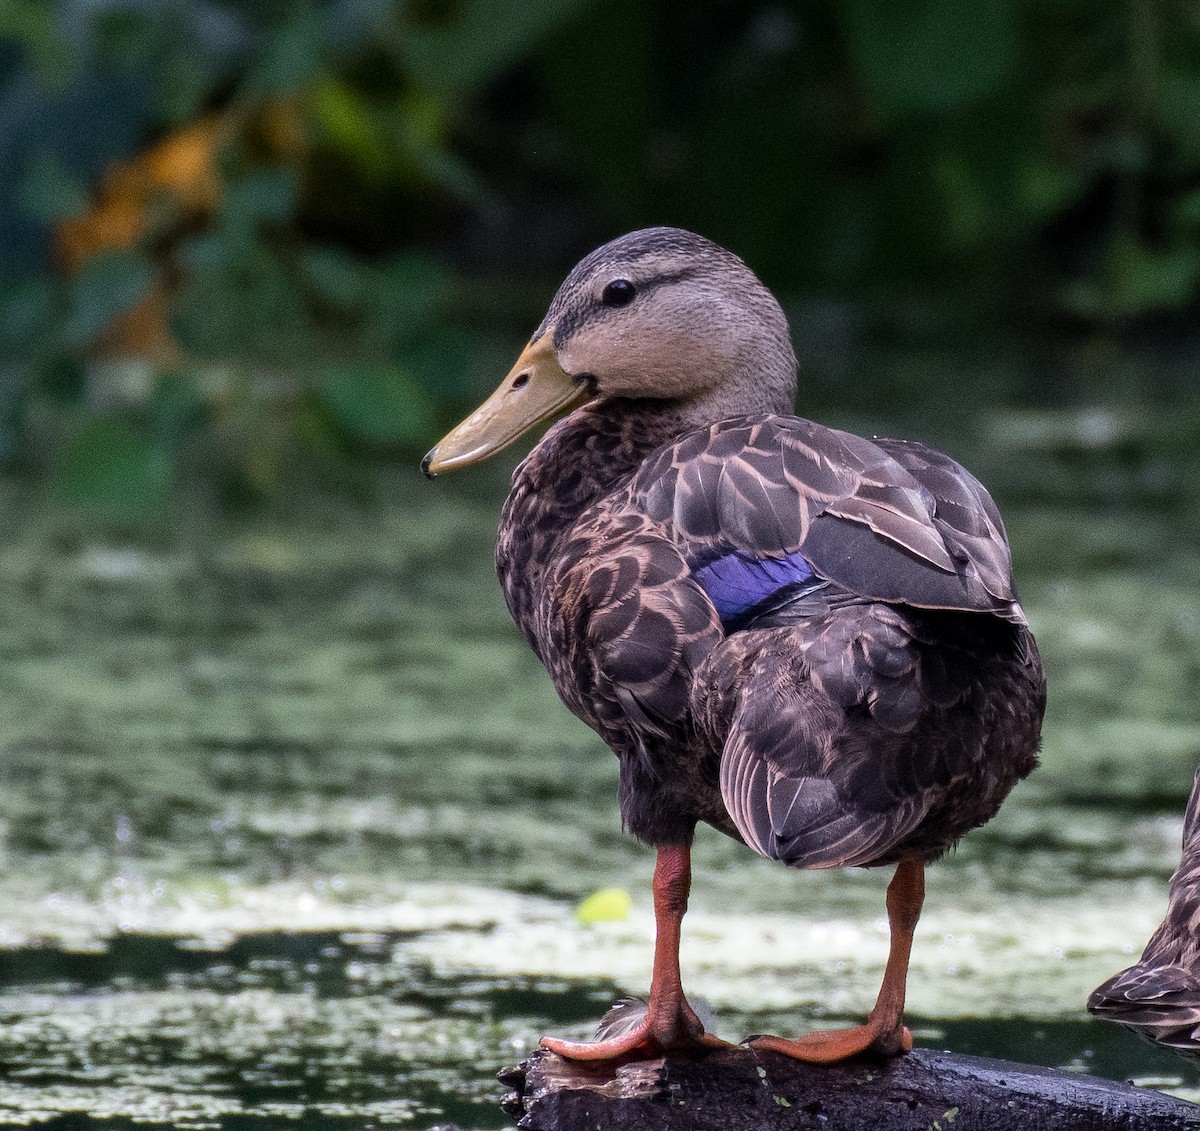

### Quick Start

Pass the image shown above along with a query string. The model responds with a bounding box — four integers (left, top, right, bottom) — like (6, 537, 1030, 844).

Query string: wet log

(499, 1046, 1200, 1131)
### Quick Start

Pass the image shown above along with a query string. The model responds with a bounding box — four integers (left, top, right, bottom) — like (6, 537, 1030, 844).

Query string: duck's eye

(601, 279, 637, 307)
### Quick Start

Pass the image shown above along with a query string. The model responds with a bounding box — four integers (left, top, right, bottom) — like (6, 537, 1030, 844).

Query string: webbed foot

(748, 1019, 912, 1063)
(542, 995, 730, 1062)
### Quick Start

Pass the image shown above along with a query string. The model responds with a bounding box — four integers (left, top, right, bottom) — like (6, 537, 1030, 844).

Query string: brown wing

(1131, 765, 1200, 975)
(549, 509, 723, 745)
(1088, 766, 1200, 1056)
(1088, 963, 1200, 1056)
(695, 593, 1043, 870)
(699, 599, 984, 869)
(635, 415, 1020, 619)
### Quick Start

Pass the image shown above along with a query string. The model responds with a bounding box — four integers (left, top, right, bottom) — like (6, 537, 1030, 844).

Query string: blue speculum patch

(691, 548, 819, 631)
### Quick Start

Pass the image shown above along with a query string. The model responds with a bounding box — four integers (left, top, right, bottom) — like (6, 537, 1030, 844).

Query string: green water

(2, 359, 1200, 1127)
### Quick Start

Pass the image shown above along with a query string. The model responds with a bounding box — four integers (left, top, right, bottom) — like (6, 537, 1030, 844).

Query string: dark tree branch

(500, 1046, 1200, 1130)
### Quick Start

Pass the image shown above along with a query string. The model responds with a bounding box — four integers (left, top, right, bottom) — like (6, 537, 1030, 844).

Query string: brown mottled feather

(497, 398, 1044, 858)
(698, 602, 1041, 868)
(1088, 768, 1200, 1058)
(636, 417, 1019, 618)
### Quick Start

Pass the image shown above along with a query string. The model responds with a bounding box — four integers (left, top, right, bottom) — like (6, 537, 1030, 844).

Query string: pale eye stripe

(549, 268, 702, 346)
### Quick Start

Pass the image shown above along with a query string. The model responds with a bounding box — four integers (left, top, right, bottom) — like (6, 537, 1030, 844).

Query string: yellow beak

(422, 331, 590, 476)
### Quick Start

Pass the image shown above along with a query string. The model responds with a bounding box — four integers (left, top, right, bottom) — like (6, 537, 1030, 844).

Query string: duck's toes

(541, 996, 731, 1063)
(540, 1026, 730, 1062)
(748, 1022, 913, 1064)
(540, 1030, 656, 1061)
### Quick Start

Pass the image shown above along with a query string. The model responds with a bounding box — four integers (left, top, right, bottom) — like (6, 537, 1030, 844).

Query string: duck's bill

(422, 332, 590, 476)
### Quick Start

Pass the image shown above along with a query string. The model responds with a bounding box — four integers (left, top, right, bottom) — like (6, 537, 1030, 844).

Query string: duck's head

(423, 227, 797, 475)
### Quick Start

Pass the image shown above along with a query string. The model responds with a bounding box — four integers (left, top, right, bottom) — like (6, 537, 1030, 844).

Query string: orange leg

(750, 857, 925, 1063)
(542, 843, 730, 1061)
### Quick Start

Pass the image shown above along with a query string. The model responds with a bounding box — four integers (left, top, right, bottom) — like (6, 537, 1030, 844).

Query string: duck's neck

(496, 397, 696, 649)
(547, 397, 692, 487)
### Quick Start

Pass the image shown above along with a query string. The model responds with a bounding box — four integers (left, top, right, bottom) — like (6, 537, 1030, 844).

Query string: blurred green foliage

(1, 0, 1199, 512)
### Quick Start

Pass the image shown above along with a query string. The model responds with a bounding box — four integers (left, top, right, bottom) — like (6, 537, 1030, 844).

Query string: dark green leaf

(398, 0, 600, 99)
(0, 277, 60, 356)
(246, 6, 327, 98)
(222, 171, 299, 230)
(404, 327, 474, 402)
(0, 0, 72, 77)
(300, 245, 365, 310)
(314, 363, 437, 447)
(846, 0, 1018, 117)
(67, 253, 155, 348)
(1159, 67, 1200, 161)
(150, 372, 210, 442)
(53, 416, 173, 514)
(366, 254, 452, 344)
(1114, 242, 1200, 315)
(540, 0, 651, 213)
(17, 154, 90, 223)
